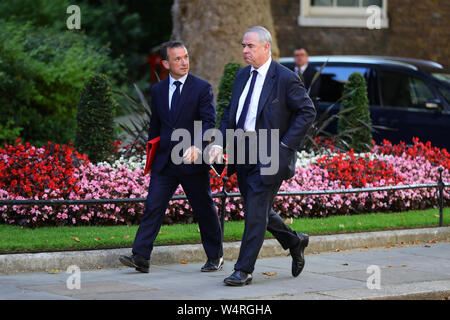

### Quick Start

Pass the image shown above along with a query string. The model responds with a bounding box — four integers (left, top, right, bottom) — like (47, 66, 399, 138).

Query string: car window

(317, 66, 370, 103)
(438, 86, 450, 105)
(432, 73, 450, 85)
(432, 74, 450, 104)
(379, 71, 435, 109)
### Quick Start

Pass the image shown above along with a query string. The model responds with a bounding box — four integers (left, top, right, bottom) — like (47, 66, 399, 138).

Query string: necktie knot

(173, 80, 182, 88)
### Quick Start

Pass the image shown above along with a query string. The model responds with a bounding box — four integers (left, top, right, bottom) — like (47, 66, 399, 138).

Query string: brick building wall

(271, 0, 450, 69)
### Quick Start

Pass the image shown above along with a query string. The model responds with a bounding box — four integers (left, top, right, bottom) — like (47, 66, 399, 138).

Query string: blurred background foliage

(0, 0, 173, 146)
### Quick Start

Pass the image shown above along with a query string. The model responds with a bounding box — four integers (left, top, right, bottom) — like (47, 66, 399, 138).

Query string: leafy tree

(0, 21, 126, 145)
(0, 0, 173, 87)
(0, 0, 69, 29)
(216, 62, 242, 126)
(80, 0, 172, 81)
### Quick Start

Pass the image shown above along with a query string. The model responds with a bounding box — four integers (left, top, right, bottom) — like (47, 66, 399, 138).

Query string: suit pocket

(279, 144, 296, 178)
(267, 97, 280, 116)
(260, 144, 295, 185)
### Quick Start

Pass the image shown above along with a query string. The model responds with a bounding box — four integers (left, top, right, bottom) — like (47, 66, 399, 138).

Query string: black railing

(1, 168, 448, 229)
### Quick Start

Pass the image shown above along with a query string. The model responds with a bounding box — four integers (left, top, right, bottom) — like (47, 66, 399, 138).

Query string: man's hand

(183, 146, 201, 163)
(208, 145, 224, 164)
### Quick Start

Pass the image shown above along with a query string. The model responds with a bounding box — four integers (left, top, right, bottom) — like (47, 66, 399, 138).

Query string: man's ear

(162, 60, 170, 70)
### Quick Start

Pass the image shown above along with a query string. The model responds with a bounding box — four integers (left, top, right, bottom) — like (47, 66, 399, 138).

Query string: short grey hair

(244, 26, 272, 52)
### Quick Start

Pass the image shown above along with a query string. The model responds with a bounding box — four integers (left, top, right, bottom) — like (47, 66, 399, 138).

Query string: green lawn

(0, 207, 448, 254)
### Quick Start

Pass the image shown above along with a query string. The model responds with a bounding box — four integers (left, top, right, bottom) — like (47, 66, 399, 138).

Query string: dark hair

(294, 47, 309, 54)
(161, 41, 186, 60)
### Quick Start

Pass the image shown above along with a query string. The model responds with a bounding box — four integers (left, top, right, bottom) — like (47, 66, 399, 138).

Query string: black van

(280, 56, 450, 150)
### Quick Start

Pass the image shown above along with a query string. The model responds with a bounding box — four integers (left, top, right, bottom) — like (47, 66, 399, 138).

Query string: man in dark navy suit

(120, 41, 223, 273)
(294, 47, 320, 103)
(209, 26, 316, 286)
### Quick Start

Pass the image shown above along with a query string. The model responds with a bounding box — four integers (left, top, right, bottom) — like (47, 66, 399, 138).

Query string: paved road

(1, 241, 449, 301)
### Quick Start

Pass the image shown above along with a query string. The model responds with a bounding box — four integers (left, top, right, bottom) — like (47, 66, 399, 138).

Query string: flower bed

(0, 139, 88, 199)
(0, 138, 448, 227)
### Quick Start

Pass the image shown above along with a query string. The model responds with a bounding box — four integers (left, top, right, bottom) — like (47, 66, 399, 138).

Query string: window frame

(298, 0, 389, 29)
(314, 63, 372, 103)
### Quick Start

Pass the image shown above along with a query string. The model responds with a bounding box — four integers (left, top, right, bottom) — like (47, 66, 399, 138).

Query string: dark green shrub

(0, 0, 70, 29)
(216, 62, 242, 126)
(0, 21, 126, 146)
(75, 74, 117, 163)
(0, 120, 22, 144)
(337, 72, 374, 153)
(0, 0, 172, 99)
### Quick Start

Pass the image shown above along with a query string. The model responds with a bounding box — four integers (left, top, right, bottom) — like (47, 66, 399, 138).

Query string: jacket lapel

(256, 60, 277, 121)
(229, 66, 251, 128)
(157, 78, 171, 126)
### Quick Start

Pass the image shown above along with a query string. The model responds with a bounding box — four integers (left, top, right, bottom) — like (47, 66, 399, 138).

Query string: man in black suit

(209, 26, 316, 286)
(120, 41, 223, 273)
(294, 47, 320, 102)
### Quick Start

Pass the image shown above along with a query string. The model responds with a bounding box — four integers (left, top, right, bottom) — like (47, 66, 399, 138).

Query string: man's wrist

(193, 146, 202, 154)
(211, 145, 223, 151)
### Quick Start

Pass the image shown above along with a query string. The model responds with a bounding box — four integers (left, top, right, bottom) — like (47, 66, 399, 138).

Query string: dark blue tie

(170, 80, 182, 120)
(236, 70, 258, 130)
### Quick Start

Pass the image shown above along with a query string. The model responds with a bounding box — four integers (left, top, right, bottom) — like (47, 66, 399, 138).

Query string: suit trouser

(233, 163, 300, 274)
(132, 162, 223, 261)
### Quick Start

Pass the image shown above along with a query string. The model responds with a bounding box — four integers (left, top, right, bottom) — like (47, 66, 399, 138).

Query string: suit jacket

(301, 65, 320, 99)
(148, 73, 216, 175)
(218, 60, 316, 185)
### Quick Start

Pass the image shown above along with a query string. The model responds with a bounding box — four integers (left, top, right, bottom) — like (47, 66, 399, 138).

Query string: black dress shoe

(290, 233, 309, 277)
(119, 254, 150, 273)
(201, 257, 224, 272)
(223, 270, 252, 286)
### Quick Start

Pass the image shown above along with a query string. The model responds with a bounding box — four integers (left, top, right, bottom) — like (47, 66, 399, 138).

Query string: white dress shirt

(235, 56, 272, 132)
(294, 63, 308, 75)
(168, 73, 188, 110)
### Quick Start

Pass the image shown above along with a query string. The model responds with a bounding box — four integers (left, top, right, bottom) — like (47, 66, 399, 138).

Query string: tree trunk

(171, 0, 279, 99)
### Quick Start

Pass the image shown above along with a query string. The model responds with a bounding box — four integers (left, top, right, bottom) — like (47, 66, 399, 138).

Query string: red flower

(378, 138, 450, 170)
(315, 149, 403, 188)
(0, 139, 90, 199)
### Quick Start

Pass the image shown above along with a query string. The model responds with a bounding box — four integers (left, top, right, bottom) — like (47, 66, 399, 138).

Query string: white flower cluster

(296, 150, 322, 167)
(296, 149, 377, 168)
(96, 148, 379, 172)
(97, 154, 146, 172)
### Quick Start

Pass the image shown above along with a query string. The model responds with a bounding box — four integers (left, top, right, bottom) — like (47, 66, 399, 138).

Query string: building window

(298, 0, 389, 29)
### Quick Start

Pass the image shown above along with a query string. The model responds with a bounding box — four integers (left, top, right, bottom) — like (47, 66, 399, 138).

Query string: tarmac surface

(1, 227, 450, 300)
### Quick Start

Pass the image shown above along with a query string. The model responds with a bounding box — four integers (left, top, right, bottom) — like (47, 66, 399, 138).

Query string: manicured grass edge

(1, 207, 448, 254)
